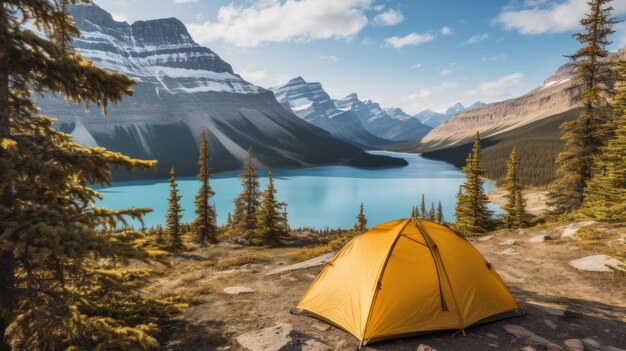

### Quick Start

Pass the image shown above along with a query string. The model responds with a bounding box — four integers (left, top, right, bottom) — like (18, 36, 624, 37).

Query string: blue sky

(95, 0, 626, 114)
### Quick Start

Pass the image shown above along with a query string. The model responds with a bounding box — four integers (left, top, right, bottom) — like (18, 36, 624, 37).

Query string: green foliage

(166, 167, 185, 252)
(253, 171, 287, 247)
(428, 202, 435, 221)
(0, 2, 179, 349)
(232, 147, 260, 238)
(421, 110, 577, 186)
(355, 202, 368, 232)
(436, 201, 444, 224)
(420, 194, 426, 219)
(454, 132, 494, 235)
(580, 62, 626, 222)
(549, 0, 618, 214)
(193, 131, 218, 246)
(503, 147, 530, 228)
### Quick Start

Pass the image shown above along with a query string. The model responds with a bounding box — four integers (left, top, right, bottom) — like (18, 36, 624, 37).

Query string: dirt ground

(149, 223, 626, 351)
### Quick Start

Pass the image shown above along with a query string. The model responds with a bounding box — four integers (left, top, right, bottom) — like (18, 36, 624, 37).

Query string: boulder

(560, 221, 597, 240)
(236, 323, 293, 351)
(547, 343, 565, 351)
(544, 320, 557, 329)
(530, 235, 552, 243)
(564, 339, 584, 351)
(499, 248, 518, 256)
(581, 338, 601, 350)
(266, 253, 335, 276)
(223, 286, 256, 295)
(417, 345, 437, 351)
(605, 346, 626, 351)
(568, 255, 625, 272)
(500, 239, 517, 246)
(503, 324, 550, 347)
(520, 347, 537, 351)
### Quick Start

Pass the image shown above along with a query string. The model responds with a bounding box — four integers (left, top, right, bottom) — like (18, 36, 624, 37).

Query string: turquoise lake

(96, 151, 500, 229)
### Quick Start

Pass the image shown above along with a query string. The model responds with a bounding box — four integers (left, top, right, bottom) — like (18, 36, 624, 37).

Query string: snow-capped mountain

(334, 93, 432, 142)
(39, 4, 405, 179)
(414, 102, 485, 128)
(271, 78, 392, 148)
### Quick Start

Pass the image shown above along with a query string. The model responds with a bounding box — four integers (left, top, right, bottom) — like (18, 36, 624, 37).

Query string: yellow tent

(292, 218, 522, 347)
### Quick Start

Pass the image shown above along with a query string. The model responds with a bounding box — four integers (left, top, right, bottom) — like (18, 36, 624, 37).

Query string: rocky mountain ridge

(39, 4, 406, 179)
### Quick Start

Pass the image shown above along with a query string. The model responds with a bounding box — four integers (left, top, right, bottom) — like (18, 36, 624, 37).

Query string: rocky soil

(150, 222, 625, 351)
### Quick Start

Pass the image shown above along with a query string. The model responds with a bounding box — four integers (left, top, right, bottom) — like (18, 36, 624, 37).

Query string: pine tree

(155, 225, 165, 244)
(454, 132, 494, 234)
(428, 202, 436, 221)
(580, 61, 626, 221)
(0, 2, 177, 349)
(166, 167, 184, 252)
(436, 201, 444, 224)
(355, 202, 368, 232)
(279, 202, 289, 233)
(254, 171, 287, 246)
(233, 147, 261, 238)
(419, 194, 426, 219)
(548, 0, 618, 213)
(226, 212, 233, 228)
(193, 131, 217, 246)
(503, 147, 529, 228)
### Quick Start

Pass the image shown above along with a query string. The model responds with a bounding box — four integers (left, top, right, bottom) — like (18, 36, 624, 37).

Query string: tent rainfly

(292, 218, 523, 348)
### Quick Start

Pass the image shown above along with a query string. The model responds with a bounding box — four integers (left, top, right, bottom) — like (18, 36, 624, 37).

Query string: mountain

(420, 50, 626, 148)
(414, 102, 485, 128)
(333, 93, 432, 142)
(40, 4, 406, 180)
(270, 77, 391, 149)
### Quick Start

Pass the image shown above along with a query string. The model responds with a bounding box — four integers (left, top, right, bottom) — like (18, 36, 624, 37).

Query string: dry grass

(573, 225, 626, 261)
(289, 234, 354, 263)
(214, 252, 272, 270)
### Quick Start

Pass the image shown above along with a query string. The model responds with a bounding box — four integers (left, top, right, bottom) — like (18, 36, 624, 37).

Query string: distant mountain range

(271, 77, 431, 148)
(39, 4, 405, 180)
(414, 102, 485, 128)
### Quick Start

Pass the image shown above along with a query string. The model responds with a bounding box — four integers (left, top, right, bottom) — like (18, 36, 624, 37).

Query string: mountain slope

(40, 4, 405, 180)
(414, 102, 485, 128)
(421, 49, 626, 149)
(270, 77, 391, 149)
(334, 93, 432, 142)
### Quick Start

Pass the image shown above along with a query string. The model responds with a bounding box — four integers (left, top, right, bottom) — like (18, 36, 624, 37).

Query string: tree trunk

(0, 4, 16, 348)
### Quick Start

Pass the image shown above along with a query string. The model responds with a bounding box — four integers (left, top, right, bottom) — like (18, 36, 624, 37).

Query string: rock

(266, 253, 335, 275)
(312, 322, 331, 332)
(520, 347, 537, 351)
(223, 286, 255, 295)
(547, 343, 565, 351)
(302, 339, 330, 351)
(530, 235, 552, 243)
(499, 248, 519, 256)
(417, 345, 437, 351)
(568, 255, 625, 272)
(544, 320, 557, 329)
(236, 323, 293, 351)
(561, 221, 597, 239)
(478, 235, 495, 241)
(500, 239, 517, 246)
(564, 339, 585, 351)
(516, 229, 527, 235)
(503, 324, 550, 347)
(582, 338, 601, 350)
(605, 346, 626, 351)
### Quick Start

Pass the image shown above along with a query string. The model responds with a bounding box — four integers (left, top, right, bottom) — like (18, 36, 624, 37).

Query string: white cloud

(320, 55, 339, 62)
(441, 26, 453, 35)
(373, 9, 405, 26)
(465, 33, 490, 45)
(466, 73, 525, 100)
(362, 37, 374, 46)
(239, 69, 267, 85)
(174, 0, 198, 3)
(110, 12, 128, 22)
(495, 0, 626, 35)
(385, 32, 435, 48)
(410, 63, 422, 69)
(372, 4, 385, 11)
(440, 68, 452, 76)
(408, 82, 460, 100)
(187, 0, 372, 47)
(481, 53, 508, 62)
